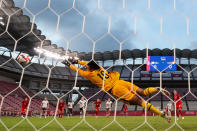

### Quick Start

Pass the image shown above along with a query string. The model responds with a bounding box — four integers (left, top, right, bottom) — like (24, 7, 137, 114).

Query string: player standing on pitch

(174, 90, 184, 120)
(122, 104, 128, 116)
(67, 99, 74, 118)
(62, 59, 170, 120)
(58, 99, 65, 118)
(165, 101, 172, 123)
(21, 97, 29, 118)
(92, 98, 101, 118)
(78, 97, 86, 118)
(105, 98, 112, 118)
(40, 97, 49, 118)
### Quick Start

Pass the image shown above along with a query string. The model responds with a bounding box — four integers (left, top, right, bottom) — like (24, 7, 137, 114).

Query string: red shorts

(176, 103, 182, 110)
(21, 108, 27, 112)
(124, 110, 127, 113)
(58, 108, 64, 112)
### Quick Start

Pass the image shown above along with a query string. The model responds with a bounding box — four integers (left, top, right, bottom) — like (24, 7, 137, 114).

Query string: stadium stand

(1, 49, 197, 114)
(0, 81, 56, 116)
(0, 0, 197, 119)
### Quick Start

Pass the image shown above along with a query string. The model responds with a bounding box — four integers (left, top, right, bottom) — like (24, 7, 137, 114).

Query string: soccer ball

(17, 53, 30, 65)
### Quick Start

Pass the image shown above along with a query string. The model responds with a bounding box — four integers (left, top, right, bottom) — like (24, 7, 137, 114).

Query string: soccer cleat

(182, 117, 184, 120)
(156, 87, 170, 97)
(70, 57, 78, 64)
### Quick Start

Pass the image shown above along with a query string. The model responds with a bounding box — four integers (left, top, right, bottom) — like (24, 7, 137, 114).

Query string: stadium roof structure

(1, 0, 197, 62)
(0, 0, 67, 56)
(79, 48, 197, 61)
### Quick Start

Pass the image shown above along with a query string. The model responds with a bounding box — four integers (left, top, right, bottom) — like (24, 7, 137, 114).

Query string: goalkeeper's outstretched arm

(62, 59, 89, 78)
(78, 60, 89, 68)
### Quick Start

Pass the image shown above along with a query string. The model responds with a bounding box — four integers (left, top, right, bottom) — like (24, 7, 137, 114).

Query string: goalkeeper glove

(69, 57, 78, 64)
(71, 59, 78, 64)
(61, 59, 71, 66)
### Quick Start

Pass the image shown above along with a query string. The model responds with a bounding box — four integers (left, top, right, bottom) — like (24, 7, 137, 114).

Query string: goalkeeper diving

(62, 58, 170, 120)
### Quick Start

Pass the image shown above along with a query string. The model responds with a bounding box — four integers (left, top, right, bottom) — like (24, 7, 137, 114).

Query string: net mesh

(0, 0, 196, 130)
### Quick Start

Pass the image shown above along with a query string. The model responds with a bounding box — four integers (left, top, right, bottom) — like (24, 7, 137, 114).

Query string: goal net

(0, 0, 196, 131)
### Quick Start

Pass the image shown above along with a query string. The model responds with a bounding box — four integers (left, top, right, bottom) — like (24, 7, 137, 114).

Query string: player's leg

(95, 108, 98, 117)
(137, 86, 170, 97)
(70, 108, 73, 117)
(21, 108, 23, 117)
(118, 80, 160, 97)
(68, 108, 72, 117)
(105, 109, 108, 117)
(123, 111, 125, 116)
(176, 106, 180, 120)
(136, 87, 159, 97)
(59, 109, 63, 118)
(81, 108, 83, 116)
(23, 109, 27, 117)
(62, 109, 64, 118)
(108, 109, 111, 118)
(67, 109, 70, 117)
(80, 108, 82, 118)
(165, 109, 171, 123)
(21, 108, 25, 118)
(44, 109, 47, 118)
(168, 110, 172, 122)
(112, 82, 163, 117)
(58, 109, 61, 118)
(40, 109, 43, 118)
(179, 105, 184, 119)
(124, 81, 170, 97)
(129, 95, 163, 116)
(107, 110, 110, 118)
(81, 108, 84, 118)
(106, 109, 107, 117)
(60, 110, 62, 118)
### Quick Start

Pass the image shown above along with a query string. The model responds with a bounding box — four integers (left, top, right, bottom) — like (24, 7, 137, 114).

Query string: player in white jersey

(165, 101, 172, 123)
(40, 97, 49, 118)
(67, 99, 74, 118)
(78, 97, 86, 118)
(106, 98, 112, 118)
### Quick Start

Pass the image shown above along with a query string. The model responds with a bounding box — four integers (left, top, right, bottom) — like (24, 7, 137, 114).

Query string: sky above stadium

(14, 0, 197, 53)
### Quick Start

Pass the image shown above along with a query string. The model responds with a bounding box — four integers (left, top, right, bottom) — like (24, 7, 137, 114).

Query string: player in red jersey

(58, 99, 65, 118)
(21, 97, 29, 118)
(92, 98, 101, 117)
(174, 90, 184, 120)
(122, 104, 128, 116)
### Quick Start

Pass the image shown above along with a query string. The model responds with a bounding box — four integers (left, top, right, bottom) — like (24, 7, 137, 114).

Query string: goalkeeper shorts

(110, 80, 139, 104)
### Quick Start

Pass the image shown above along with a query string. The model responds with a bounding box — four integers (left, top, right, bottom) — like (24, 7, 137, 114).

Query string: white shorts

(106, 108, 111, 111)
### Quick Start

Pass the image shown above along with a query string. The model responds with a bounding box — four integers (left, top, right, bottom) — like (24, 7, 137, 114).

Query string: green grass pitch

(0, 116, 197, 131)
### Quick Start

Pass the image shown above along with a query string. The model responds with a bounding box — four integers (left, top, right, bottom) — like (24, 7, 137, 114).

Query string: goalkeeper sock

(141, 101, 161, 116)
(143, 87, 158, 96)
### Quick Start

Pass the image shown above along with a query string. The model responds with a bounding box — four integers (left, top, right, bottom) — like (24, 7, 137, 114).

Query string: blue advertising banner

(146, 56, 176, 71)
